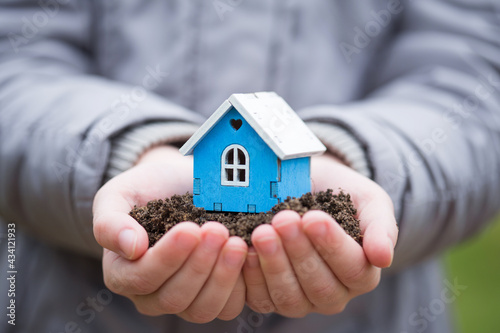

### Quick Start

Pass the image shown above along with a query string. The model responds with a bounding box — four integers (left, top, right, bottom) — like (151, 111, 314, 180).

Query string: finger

(132, 222, 228, 316)
(252, 224, 311, 318)
(102, 222, 201, 295)
(302, 211, 380, 295)
(272, 211, 348, 311)
(243, 247, 276, 314)
(218, 273, 247, 321)
(180, 237, 247, 323)
(357, 193, 398, 268)
(93, 184, 149, 260)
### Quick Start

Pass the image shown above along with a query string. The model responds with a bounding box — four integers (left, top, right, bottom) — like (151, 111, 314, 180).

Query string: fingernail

(255, 237, 278, 255)
(224, 249, 246, 268)
(203, 232, 226, 251)
(245, 250, 260, 268)
(118, 229, 137, 259)
(276, 221, 300, 241)
(387, 238, 395, 266)
(175, 231, 199, 251)
(305, 222, 327, 238)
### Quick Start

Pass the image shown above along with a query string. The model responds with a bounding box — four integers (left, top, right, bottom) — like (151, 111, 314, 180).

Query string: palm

(107, 155, 193, 210)
(311, 154, 397, 267)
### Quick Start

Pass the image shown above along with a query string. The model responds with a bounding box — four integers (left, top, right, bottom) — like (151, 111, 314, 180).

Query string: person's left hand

(243, 154, 398, 317)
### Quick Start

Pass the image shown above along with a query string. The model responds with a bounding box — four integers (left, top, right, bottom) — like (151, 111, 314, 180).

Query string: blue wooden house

(179, 92, 326, 213)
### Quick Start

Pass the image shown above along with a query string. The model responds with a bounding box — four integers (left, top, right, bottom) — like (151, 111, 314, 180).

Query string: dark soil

(129, 189, 362, 247)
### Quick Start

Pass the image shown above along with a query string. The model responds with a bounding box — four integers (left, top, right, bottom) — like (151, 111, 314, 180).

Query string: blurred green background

(445, 215, 500, 333)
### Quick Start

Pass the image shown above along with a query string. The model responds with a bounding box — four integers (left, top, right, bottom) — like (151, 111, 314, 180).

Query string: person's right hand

(92, 146, 248, 323)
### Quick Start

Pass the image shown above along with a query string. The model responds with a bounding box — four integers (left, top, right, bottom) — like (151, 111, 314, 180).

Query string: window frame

(221, 144, 249, 187)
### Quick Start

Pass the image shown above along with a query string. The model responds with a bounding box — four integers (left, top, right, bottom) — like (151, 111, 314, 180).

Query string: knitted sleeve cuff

(307, 122, 372, 178)
(105, 121, 199, 180)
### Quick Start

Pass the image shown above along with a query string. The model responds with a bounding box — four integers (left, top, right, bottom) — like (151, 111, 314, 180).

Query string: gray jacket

(1, 1, 499, 332)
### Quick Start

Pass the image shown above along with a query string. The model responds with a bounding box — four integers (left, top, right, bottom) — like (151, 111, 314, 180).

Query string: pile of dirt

(129, 189, 362, 247)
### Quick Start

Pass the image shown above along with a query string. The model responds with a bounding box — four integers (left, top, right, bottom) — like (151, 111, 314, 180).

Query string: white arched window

(221, 144, 249, 187)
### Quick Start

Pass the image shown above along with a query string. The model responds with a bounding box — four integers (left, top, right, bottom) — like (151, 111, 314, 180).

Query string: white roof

(179, 92, 326, 160)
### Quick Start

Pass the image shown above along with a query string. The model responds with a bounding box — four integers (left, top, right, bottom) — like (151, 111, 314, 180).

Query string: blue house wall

(193, 107, 311, 213)
(193, 107, 278, 212)
(279, 157, 311, 201)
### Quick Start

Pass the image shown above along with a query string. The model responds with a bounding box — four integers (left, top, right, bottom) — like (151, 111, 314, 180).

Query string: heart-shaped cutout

(230, 119, 242, 131)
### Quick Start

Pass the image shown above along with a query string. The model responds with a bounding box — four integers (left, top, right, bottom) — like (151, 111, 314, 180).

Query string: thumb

(361, 199, 398, 268)
(363, 222, 396, 268)
(93, 186, 149, 260)
(93, 212, 149, 260)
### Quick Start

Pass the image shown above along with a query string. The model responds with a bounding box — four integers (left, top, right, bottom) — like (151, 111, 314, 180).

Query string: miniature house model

(179, 92, 326, 213)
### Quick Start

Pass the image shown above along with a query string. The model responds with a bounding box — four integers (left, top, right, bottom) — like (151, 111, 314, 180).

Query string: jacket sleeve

(299, 0, 500, 271)
(0, 1, 204, 257)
